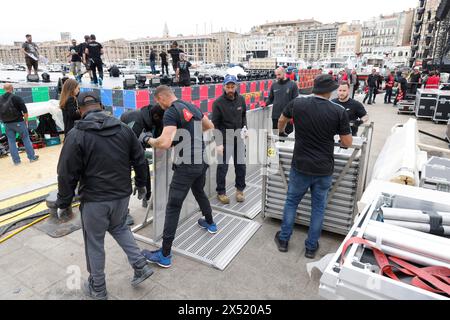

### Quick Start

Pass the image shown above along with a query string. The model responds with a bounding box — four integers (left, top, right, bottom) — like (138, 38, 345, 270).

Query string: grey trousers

(80, 196, 146, 291)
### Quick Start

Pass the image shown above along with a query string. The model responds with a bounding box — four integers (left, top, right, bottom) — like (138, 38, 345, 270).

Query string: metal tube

(384, 220, 450, 236)
(381, 207, 450, 225)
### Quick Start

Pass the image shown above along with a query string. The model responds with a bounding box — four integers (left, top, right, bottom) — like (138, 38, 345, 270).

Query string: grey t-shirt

(22, 42, 39, 57)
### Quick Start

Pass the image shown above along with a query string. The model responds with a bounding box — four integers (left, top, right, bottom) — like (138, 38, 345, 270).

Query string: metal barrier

(132, 107, 270, 270)
(262, 123, 374, 235)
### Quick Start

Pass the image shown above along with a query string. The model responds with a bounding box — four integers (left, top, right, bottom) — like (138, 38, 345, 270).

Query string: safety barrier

(262, 124, 374, 235)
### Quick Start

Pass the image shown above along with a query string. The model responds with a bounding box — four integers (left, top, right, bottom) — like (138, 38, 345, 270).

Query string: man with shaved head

(0, 84, 39, 165)
(266, 67, 299, 135)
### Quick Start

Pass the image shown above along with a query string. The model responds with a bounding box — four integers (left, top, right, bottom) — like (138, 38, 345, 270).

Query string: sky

(0, 0, 418, 45)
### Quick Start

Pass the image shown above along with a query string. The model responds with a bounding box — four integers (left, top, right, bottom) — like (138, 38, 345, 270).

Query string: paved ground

(0, 95, 449, 300)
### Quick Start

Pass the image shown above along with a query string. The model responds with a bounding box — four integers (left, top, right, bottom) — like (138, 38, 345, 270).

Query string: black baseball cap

(77, 91, 101, 107)
(312, 74, 339, 94)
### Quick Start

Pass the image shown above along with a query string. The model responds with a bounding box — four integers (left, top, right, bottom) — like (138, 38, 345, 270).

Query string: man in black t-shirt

(84, 34, 104, 86)
(176, 53, 192, 87)
(332, 82, 369, 136)
(168, 41, 184, 73)
(67, 39, 82, 82)
(274, 75, 352, 259)
(160, 50, 169, 75)
(80, 35, 93, 82)
(149, 48, 157, 74)
(139, 86, 216, 268)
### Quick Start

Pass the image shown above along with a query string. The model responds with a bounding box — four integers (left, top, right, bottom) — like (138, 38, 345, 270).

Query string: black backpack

(0, 95, 20, 122)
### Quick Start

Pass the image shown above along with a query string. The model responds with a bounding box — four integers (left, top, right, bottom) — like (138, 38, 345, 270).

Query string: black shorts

(25, 56, 38, 70)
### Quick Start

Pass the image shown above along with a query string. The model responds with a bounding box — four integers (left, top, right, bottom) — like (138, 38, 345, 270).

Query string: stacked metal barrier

(262, 124, 373, 235)
(320, 186, 450, 300)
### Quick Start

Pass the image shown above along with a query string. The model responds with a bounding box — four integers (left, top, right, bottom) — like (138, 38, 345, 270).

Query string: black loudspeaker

(41, 73, 50, 83)
(27, 74, 40, 82)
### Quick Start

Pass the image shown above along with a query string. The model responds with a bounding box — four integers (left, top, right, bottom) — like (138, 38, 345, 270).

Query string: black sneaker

(305, 243, 320, 259)
(274, 231, 288, 253)
(30, 155, 39, 163)
(131, 264, 154, 287)
(83, 280, 108, 300)
(142, 199, 148, 208)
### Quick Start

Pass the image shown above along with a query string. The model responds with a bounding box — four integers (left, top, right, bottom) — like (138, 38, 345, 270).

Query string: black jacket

(0, 93, 27, 123)
(56, 110, 147, 208)
(62, 96, 81, 137)
(266, 79, 299, 120)
(212, 92, 247, 146)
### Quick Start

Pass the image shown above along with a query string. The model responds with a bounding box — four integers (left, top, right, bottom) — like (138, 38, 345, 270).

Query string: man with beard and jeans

(140, 85, 216, 268)
(0, 83, 39, 165)
(212, 75, 247, 205)
(266, 67, 299, 135)
(56, 92, 154, 299)
(84, 34, 104, 86)
(274, 75, 352, 259)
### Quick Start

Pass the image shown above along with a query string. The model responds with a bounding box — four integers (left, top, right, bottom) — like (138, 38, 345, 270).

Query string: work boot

(83, 279, 108, 300)
(131, 264, 154, 287)
(305, 243, 320, 260)
(236, 190, 245, 203)
(30, 155, 39, 163)
(274, 231, 288, 253)
(217, 194, 230, 205)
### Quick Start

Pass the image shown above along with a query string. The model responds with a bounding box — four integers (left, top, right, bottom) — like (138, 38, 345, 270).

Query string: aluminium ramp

(209, 170, 263, 220)
(134, 210, 261, 271)
(134, 147, 261, 270)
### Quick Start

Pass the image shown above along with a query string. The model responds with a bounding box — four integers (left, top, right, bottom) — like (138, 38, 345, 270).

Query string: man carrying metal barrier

(139, 85, 216, 268)
(274, 74, 353, 259)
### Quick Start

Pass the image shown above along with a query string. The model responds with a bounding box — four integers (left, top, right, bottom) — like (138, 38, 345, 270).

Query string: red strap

(341, 237, 450, 296)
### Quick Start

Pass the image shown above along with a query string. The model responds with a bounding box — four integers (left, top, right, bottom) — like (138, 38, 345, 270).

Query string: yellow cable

(0, 214, 50, 244)
(0, 203, 80, 244)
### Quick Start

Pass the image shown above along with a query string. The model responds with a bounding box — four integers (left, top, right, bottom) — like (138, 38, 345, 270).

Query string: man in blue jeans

(275, 74, 352, 259)
(0, 84, 39, 165)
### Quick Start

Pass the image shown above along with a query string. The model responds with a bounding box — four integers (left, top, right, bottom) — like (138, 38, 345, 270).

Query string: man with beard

(212, 75, 248, 204)
(332, 82, 369, 136)
(266, 67, 299, 135)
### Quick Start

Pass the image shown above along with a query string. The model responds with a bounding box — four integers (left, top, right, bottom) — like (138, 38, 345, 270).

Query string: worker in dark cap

(120, 104, 165, 211)
(274, 74, 352, 259)
(56, 91, 154, 300)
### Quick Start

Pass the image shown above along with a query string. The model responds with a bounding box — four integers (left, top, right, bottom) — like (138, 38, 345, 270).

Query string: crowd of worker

(330, 66, 443, 106)
(6, 48, 438, 300)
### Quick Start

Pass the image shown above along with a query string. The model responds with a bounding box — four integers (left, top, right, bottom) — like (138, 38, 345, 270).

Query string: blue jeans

(279, 167, 333, 251)
(5, 121, 36, 164)
(150, 61, 156, 74)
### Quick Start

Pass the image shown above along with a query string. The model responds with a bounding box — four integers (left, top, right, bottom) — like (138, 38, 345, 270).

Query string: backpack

(0, 95, 20, 122)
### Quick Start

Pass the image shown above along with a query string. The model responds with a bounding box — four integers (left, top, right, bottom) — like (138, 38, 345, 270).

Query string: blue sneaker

(142, 249, 172, 268)
(98, 78, 103, 87)
(198, 219, 218, 234)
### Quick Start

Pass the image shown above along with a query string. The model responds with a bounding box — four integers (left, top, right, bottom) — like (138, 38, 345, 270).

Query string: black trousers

(144, 158, 151, 201)
(90, 58, 103, 84)
(216, 139, 246, 195)
(272, 119, 293, 135)
(162, 164, 213, 256)
(161, 62, 169, 75)
(385, 88, 393, 103)
(352, 86, 356, 99)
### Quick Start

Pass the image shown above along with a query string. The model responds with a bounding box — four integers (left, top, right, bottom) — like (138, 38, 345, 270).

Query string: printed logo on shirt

(237, 107, 242, 111)
(183, 109, 193, 122)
